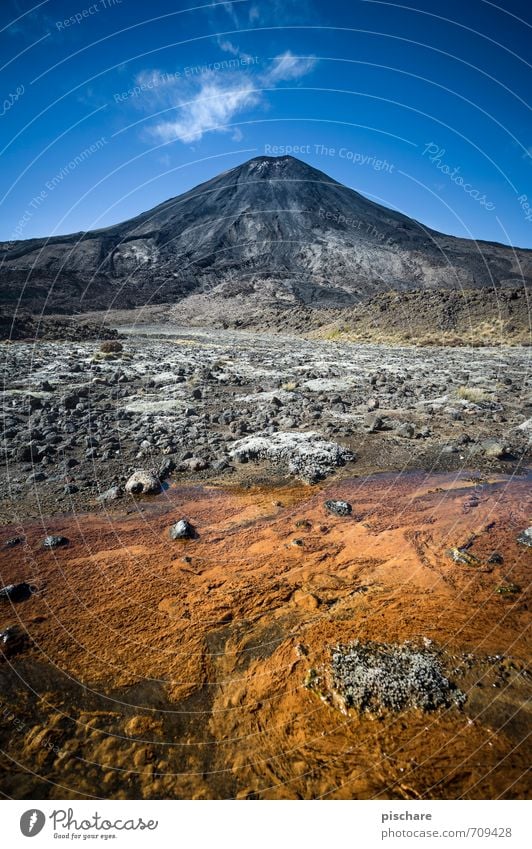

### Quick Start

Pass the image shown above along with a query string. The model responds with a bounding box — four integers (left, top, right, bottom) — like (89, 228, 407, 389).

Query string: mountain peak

(1, 153, 530, 315)
(231, 154, 332, 182)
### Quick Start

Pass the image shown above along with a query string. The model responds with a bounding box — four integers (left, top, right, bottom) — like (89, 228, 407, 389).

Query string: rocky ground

(0, 322, 531, 799)
(0, 323, 531, 522)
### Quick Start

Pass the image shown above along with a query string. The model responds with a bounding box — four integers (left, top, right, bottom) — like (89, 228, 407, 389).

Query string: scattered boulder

(100, 340, 123, 354)
(229, 431, 354, 483)
(396, 422, 415, 439)
(488, 551, 504, 564)
(43, 535, 68, 549)
(442, 444, 459, 454)
(517, 527, 532, 548)
(0, 582, 34, 603)
(0, 625, 30, 658)
(125, 469, 160, 495)
(168, 519, 195, 540)
(324, 499, 352, 517)
(17, 442, 39, 462)
(482, 439, 509, 459)
(3, 536, 24, 549)
(363, 412, 384, 432)
(97, 485, 123, 503)
(212, 458, 232, 472)
(61, 393, 79, 410)
(496, 583, 521, 595)
(177, 457, 208, 472)
(328, 640, 466, 714)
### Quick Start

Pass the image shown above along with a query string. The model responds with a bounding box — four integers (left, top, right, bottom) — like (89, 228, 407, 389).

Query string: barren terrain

(0, 323, 530, 799)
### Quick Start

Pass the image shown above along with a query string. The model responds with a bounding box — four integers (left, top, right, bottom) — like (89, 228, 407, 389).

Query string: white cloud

(139, 50, 316, 145)
(149, 77, 260, 143)
(216, 36, 255, 64)
(217, 38, 240, 56)
(263, 51, 317, 84)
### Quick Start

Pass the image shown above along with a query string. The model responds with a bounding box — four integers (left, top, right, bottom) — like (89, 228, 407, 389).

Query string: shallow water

(0, 470, 530, 799)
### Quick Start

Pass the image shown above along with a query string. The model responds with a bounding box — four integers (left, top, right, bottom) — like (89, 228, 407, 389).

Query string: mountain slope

(1, 155, 531, 314)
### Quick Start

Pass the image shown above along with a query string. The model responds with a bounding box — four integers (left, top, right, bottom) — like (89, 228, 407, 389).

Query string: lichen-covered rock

(324, 499, 352, 517)
(43, 535, 68, 549)
(328, 640, 465, 715)
(517, 527, 532, 547)
(482, 439, 508, 459)
(229, 431, 354, 483)
(125, 470, 160, 495)
(168, 519, 195, 540)
(447, 547, 480, 566)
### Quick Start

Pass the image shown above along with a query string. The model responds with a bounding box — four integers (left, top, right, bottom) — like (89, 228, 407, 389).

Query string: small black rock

(0, 625, 29, 658)
(488, 551, 504, 564)
(0, 582, 34, 603)
(158, 458, 176, 481)
(3, 536, 24, 549)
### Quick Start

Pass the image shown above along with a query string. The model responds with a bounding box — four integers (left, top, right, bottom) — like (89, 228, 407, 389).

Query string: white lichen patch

(229, 430, 355, 482)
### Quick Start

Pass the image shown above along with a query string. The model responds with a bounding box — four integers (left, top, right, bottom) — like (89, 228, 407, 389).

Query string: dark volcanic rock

(0, 625, 30, 658)
(3, 536, 24, 549)
(0, 582, 34, 603)
(158, 458, 176, 480)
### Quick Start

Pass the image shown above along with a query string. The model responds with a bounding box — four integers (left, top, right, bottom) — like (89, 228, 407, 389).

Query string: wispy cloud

(149, 77, 260, 143)
(263, 50, 317, 83)
(138, 50, 317, 145)
(216, 35, 255, 63)
(218, 37, 240, 56)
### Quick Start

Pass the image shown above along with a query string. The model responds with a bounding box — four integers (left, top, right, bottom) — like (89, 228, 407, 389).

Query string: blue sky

(1, 0, 531, 246)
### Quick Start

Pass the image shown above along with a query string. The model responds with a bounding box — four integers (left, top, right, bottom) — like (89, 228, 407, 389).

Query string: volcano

(1, 155, 531, 315)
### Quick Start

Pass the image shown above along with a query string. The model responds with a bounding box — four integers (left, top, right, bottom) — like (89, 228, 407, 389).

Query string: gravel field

(1, 324, 530, 520)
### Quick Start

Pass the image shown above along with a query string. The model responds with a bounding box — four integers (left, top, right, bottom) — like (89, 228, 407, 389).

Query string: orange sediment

(0, 471, 530, 799)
